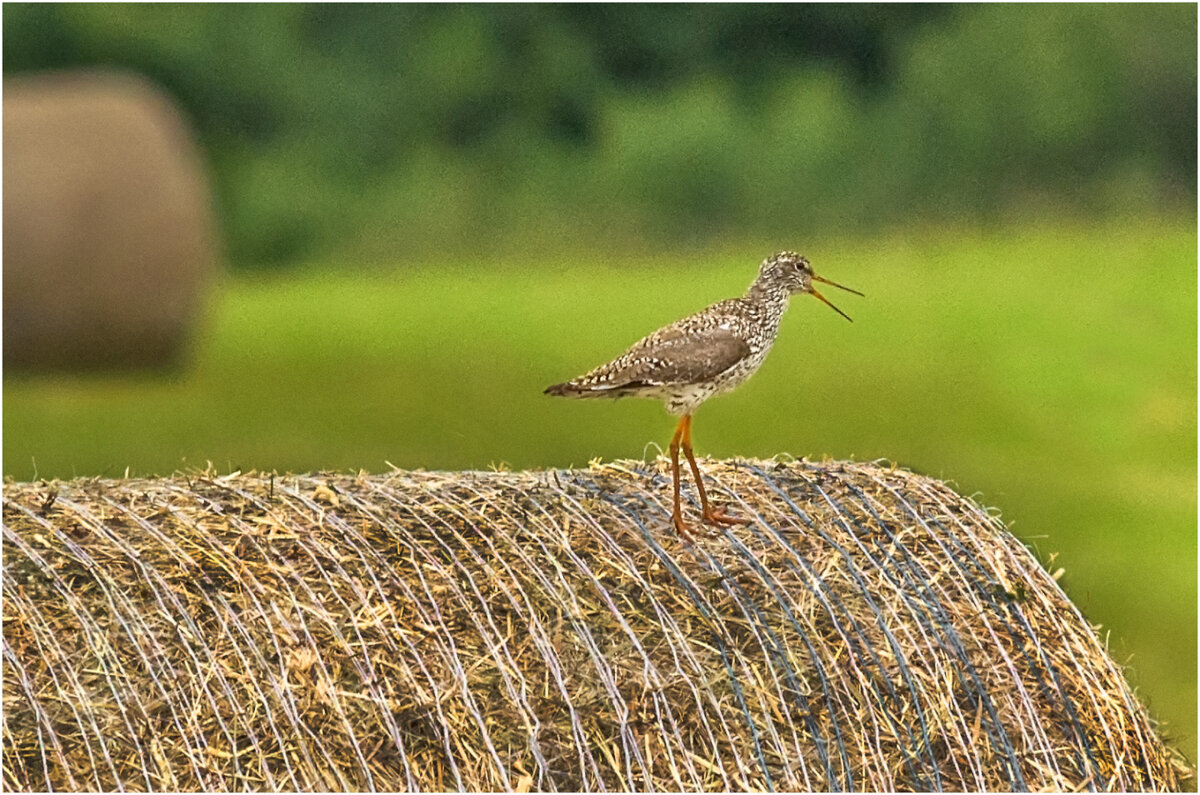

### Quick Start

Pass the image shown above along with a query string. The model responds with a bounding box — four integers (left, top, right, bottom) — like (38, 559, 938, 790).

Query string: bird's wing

(590, 324, 751, 388)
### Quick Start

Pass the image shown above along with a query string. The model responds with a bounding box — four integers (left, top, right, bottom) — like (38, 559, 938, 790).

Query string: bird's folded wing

(612, 326, 751, 387)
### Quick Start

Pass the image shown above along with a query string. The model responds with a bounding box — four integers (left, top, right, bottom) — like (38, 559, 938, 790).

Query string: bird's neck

(744, 280, 791, 320)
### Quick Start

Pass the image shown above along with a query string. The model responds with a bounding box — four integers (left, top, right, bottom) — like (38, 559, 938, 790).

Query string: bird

(545, 251, 862, 536)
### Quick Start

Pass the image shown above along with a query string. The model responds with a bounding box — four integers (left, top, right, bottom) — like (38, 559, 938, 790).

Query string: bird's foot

(672, 508, 749, 538)
(672, 511, 696, 539)
(701, 507, 753, 527)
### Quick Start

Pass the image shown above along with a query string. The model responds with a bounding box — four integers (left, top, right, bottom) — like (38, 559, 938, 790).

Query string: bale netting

(2, 458, 1190, 792)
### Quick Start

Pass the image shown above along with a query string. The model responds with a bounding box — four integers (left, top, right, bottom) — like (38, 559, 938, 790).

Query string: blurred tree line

(4, 4, 1195, 268)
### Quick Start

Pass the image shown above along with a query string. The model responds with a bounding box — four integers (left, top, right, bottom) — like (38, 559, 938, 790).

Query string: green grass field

(5, 216, 1196, 760)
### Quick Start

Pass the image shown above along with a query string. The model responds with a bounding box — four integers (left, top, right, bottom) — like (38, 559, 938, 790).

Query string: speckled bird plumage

(546, 251, 844, 415)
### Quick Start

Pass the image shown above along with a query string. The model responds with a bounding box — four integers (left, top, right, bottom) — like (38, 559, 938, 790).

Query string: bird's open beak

(810, 275, 863, 322)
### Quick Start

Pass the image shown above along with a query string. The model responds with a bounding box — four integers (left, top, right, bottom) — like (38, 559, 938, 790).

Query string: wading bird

(546, 251, 862, 536)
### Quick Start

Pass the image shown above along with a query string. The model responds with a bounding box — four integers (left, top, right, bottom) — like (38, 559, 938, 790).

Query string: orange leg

(680, 415, 751, 527)
(668, 416, 690, 536)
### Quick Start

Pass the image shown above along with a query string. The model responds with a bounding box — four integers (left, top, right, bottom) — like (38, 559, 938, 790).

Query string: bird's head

(757, 250, 863, 322)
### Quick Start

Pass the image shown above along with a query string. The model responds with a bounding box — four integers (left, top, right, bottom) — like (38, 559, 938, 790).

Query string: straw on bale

(2, 458, 1191, 791)
(3, 68, 217, 371)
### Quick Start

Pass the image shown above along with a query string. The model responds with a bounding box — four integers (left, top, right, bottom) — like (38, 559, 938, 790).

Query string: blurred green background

(4, 4, 1196, 762)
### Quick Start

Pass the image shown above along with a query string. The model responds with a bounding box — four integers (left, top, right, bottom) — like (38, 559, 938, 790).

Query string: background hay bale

(2, 459, 1190, 791)
(3, 68, 218, 371)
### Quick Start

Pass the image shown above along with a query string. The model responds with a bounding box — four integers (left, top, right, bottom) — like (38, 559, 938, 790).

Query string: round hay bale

(2, 69, 218, 371)
(2, 459, 1190, 791)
